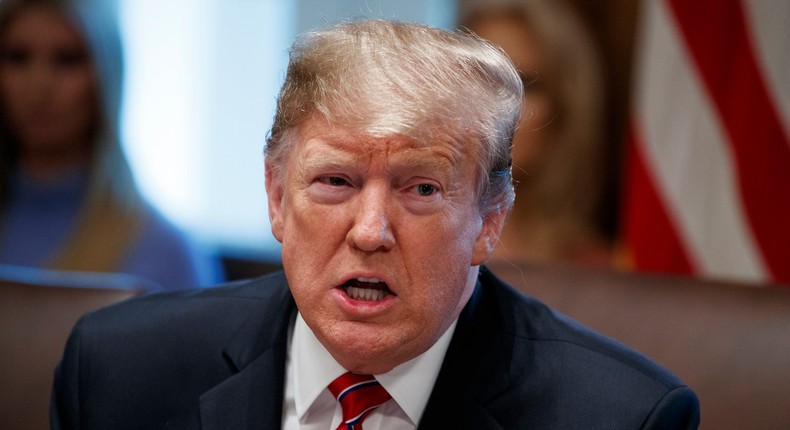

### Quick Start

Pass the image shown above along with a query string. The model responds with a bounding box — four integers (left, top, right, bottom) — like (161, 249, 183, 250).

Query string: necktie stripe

(337, 380, 380, 402)
(346, 405, 378, 425)
(329, 372, 392, 430)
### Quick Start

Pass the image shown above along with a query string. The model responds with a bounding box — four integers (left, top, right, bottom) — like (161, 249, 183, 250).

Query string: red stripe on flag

(669, 0, 790, 283)
(622, 123, 695, 275)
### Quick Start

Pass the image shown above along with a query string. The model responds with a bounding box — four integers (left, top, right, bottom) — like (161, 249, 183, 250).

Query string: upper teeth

(356, 277, 381, 283)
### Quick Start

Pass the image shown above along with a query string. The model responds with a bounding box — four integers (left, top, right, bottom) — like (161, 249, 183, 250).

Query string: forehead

(291, 116, 474, 171)
(3, 5, 79, 42)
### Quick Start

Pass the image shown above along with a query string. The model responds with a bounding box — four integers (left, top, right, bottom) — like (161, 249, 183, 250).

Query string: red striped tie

(328, 372, 392, 430)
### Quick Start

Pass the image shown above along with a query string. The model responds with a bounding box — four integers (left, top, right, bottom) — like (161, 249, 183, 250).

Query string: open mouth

(341, 277, 393, 302)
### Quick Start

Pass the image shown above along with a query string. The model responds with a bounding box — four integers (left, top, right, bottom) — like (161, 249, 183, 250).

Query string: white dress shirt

(281, 313, 458, 429)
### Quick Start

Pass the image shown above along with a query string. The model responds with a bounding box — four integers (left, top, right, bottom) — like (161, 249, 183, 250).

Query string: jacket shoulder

(52, 271, 294, 429)
(480, 266, 686, 387)
(433, 267, 700, 429)
(81, 270, 290, 334)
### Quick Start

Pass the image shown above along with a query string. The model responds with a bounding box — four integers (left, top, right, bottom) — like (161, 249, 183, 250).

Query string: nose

(27, 60, 54, 98)
(347, 184, 395, 252)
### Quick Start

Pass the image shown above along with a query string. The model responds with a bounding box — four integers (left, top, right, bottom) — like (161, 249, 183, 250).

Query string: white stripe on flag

(634, 0, 768, 281)
(741, 0, 790, 145)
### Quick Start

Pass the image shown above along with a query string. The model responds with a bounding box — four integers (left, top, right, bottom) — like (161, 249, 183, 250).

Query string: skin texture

(0, 4, 97, 178)
(266, 116, 505, 375)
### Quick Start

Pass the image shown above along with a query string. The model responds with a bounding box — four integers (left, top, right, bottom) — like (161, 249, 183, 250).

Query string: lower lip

(332, 287, 397, 316)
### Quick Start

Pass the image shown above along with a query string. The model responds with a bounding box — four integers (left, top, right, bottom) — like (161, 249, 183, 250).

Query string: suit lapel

(418, 267, 513, 429)
(199, 346, 287, 429)
(199, 273, 296, 430)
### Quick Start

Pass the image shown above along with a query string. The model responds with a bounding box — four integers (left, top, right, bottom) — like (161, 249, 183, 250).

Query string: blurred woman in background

(0, 0, 222, 289)
(461, 0, 613, 266)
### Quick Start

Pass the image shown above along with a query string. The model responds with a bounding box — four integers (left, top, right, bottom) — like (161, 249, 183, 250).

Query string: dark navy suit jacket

(51, 267, 699, 429)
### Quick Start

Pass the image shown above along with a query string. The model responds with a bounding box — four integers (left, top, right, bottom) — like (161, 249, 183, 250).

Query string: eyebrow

(299, 142, 359, 170)
(392, 148, 456, 173)
(299, 136, 460, 175)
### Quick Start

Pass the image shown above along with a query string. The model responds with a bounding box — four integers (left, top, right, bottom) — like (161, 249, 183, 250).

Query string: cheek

(0, 72, 25, 113)
(284, 192, 344, 241)
(513, 91, 554, 170)
(0, 72, 14, 94)
(279, 192, 347, 280)
(512, 124, 548, 175)
(405, 243, 475, 343)
(406, 208, 480, 294)
(66, 73, 97, 115)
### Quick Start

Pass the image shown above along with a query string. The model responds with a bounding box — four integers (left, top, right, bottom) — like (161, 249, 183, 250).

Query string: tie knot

(328, 372, 391, 430)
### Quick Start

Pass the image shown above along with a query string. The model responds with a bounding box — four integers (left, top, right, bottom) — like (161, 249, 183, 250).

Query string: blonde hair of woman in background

(0, 0, 222, 289)
(460, 0, 612, 266)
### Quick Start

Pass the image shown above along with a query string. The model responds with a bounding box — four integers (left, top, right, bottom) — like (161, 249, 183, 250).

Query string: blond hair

(265, 19, 523, 215)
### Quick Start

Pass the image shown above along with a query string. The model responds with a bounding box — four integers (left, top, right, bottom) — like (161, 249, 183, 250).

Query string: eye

(416, 183, 436, 196)
(319, 176, 349, 187)
(1, 47, 30, 66)
(308, 174, 354, 204)
(401, 180, 442, 213)
(53, 49, 88, 69)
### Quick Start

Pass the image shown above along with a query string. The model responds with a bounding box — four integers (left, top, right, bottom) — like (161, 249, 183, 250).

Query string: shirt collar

(292, 312, 458, 426)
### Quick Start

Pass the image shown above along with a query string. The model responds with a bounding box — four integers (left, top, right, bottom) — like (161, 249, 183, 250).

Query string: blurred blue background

(118, 0, 457, 263)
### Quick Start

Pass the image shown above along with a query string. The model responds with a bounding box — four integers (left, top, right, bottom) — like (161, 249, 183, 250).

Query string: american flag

(620, 0, 790, 285)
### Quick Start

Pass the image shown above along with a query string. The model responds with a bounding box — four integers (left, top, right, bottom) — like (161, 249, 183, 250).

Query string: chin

(321, 320, 422, 374)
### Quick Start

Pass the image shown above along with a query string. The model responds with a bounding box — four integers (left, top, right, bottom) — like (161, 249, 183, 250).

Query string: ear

(471, 208, 507, 266)
(265, 161, 285, 243)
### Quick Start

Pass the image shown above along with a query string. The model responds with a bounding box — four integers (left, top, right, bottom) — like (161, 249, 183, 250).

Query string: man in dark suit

(52, 19, 699, 429)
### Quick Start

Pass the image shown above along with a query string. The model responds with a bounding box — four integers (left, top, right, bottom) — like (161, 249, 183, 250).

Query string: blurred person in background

(461, 0, 613, 267)
(0, 0, 222, 289)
